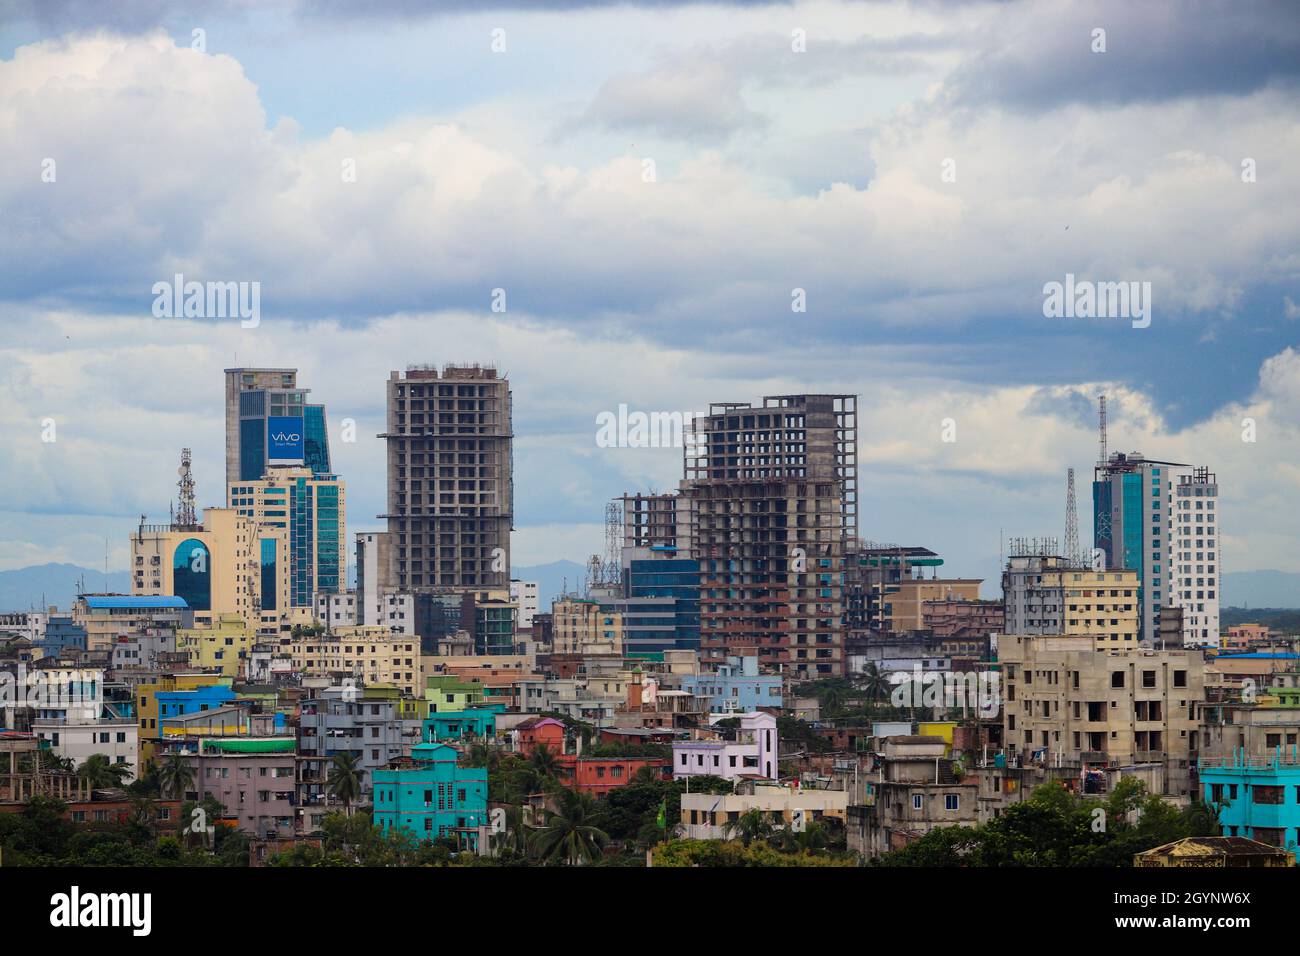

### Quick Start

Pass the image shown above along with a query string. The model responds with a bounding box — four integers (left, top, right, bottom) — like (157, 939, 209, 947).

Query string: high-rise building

(224, 368, 332, 486)
(682, 394, 857, 678)
(1093, 452, 1218, 645)
(1172, 467, 1220, 647)
(229, 466, 345, 608)
(380, 366, 513, 591)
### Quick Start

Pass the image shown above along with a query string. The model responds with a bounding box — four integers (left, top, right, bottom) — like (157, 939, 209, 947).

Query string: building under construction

(379, 365, 513, 591)
(680, 394, 858, 678)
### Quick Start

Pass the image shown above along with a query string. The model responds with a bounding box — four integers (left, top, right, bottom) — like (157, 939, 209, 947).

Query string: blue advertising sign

(267, 415, 305, 461)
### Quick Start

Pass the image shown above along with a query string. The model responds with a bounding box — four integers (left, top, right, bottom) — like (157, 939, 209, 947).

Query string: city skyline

(2, 0, 1298, 593)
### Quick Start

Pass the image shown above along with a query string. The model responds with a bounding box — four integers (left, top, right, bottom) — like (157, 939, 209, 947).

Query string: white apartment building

(1172, 468, 1220, 648)
(32, 718, 138, 782)
(510, 580, 540, 631)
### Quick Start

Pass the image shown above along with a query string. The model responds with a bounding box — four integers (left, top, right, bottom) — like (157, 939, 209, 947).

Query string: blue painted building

(1200, 750, 1300, 858)
(40, 616, 87, 656)
(423, 705, 503, 743)
(156, 684, 237, 720)
(373, 743, 489, 847)
(680, 655, 782, 713)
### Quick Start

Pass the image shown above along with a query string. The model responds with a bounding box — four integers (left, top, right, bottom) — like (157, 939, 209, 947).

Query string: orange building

(1224, 624, 1270, 652)
(514, 717, 670, 795)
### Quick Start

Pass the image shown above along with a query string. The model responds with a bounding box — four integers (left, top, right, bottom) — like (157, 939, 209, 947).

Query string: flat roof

(83, 596, 188, 610)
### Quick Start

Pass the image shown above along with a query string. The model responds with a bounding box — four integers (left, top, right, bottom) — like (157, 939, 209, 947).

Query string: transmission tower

(176, 448, 197, 527)
(1065, 468, 1080, 566)
(1095, 394, 1111, 547)
(603, 501, 622, 585)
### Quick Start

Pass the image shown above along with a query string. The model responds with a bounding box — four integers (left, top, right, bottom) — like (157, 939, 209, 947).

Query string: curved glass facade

(173, 538, 212, 611)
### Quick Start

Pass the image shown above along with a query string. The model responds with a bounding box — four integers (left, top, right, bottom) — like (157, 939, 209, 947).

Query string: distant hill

(0, 563, 131, 613)
(1223, 570, 1300, 609)
(0, 558, 593, 616)
(5, 561, 1294, 617)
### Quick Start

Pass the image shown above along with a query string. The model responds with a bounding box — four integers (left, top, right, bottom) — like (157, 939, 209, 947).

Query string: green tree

(76, 753, 132, 789)
(528, 742, 562, 779)
(723, 808, 773, 847)
(532, 789, 609, 865)
(326, 752, 363, 816)
(157, 753, 195, 800)
(855, 662, 891, 704)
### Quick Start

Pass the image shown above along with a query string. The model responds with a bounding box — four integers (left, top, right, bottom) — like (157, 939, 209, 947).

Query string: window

(1253, 785, 1284, 805)
(945, 794, 960, 811)
(912, 795, 923, 811)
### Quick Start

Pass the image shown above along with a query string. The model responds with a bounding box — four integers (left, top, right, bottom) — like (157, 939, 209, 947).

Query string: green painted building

(423, 704, 503, 742)
(373, 743, 488, 847)
(424, 675, 485, 713)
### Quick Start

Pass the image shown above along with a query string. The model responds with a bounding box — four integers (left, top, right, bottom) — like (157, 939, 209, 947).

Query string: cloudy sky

(1, 0, 1298, 596)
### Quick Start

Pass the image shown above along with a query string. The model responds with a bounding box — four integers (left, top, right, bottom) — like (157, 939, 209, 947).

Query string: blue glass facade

(239, 417, 265, 482)
(260, 537, 278, 611)
(234, 388, 330, 481)
(303, 404, 331, 475)
(622, 557, 700, 654)
(290, 478, 315, 607)
(172, 538, 211, 612)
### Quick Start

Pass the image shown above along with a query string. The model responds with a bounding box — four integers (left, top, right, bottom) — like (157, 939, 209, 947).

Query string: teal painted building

(423, 705, 503, 743)
(373, 743, 488, 846)
(1200, 750, 1300, 858)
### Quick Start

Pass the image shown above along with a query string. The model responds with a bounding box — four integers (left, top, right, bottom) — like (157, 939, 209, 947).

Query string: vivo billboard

(267, 415, 305, 461)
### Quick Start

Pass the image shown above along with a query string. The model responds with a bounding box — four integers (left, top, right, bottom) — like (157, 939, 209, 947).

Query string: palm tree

(157, 753, 194, 800)
(500, 804, 533, 860)
(532, 789, 608, 865)
(723, 808, 773, 847)
(528, 742, 561, 779)
(820, 685, 846, 717)
(77, 753, 131, 789)
(856, 662, 891, 706)
(463, 740, 501, 771)
(327, 752, 363, 816)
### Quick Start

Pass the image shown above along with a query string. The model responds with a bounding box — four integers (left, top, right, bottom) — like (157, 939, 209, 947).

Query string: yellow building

(135, 673, 234, 768)
(130, 507, 289, 631)
(552, 599, 623, 655)
(888, 579, 982, 631)
(288, 625, 421, 696)
(1047, 567, 1140, 647)
(916, 721, 957, 755)
(177, 613, 255, 678)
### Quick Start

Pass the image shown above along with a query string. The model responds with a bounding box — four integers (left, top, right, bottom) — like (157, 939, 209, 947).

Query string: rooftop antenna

(1065, 468, 1080, 567)
(1096, 395, 1112, 547)
(177, 448, 197, 528)
(1097, 394, 1108, 468)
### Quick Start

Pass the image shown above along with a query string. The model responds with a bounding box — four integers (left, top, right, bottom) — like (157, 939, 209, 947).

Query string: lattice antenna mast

(1095, 395, 1112, 547)
(176, 447, 197, 527)
(1065, 468, 1080, 567)
(603, 501, 621, 585)
(1098, 394, 1108, 467)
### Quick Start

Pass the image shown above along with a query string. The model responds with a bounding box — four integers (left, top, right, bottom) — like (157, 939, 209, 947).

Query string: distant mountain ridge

(0, 558, 591, 614)
(5, 562, 1295, 615)
(0, 563, 131, 613)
